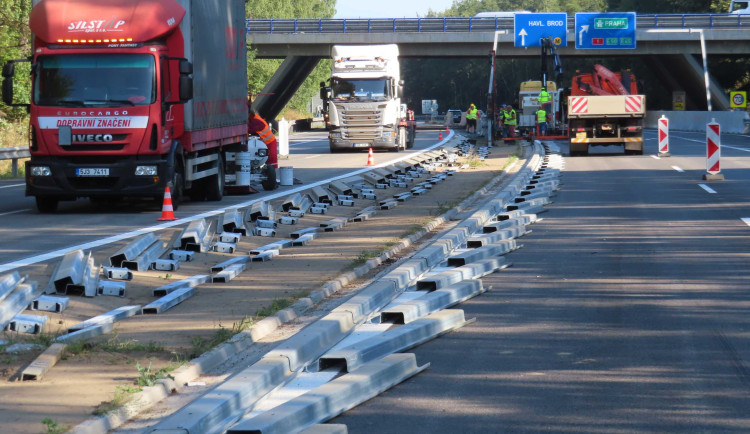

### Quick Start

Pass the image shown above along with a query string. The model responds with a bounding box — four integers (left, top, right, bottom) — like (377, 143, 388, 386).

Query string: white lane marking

(0, 132, 456, 274)
(742, 218, 750, 227)
(651, 155, 661, 160)
(0, 209, 30, 217)
(0, 183, 25, 190)
(672, 166, 685, 173)
(672, 135, 750, 153)
(301, 155, 321, 160)
(698, 184, 717, 194)
(289, 140, 325, 145)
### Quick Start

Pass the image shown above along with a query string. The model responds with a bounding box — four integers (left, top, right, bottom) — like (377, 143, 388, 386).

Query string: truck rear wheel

(170, 165, 184, 210)
(36, 196, 59, 213)
(261, 165, 278, 191)
(205, 154, 224, 201)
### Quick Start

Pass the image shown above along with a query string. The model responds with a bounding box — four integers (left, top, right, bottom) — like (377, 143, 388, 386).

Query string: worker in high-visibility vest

(248, 107, 278, 168)
(538, 86, 552, 114)
(465, 103, 478, 134)
(502, 104, 517, 138)
(536, 108, 547, 136)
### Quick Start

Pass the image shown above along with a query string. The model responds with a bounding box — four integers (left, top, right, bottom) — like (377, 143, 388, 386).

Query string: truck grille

(338, 104, 386, 141)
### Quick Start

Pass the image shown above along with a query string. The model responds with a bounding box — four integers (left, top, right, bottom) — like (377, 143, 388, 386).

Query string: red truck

(1, 0, 262, 212)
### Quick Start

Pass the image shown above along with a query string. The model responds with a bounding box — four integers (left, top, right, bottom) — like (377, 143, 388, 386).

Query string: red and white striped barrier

(658, 115, 670, 157)
(703, 119, 724, 180)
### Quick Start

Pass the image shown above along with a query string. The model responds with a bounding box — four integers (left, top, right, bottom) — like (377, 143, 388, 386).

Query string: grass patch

(188, 316, 255, 358)
(42, 418, 68, 434)
(256, 298, 293, 318)
(432, 200, 458, 216)
(349, 250, 381, 268)
(135, 361, 174, 387)
(64, 333, 165, 357)
(502, 155, 519, 171)
(92, 385, 141, 416)
(465, 156, 487, 168)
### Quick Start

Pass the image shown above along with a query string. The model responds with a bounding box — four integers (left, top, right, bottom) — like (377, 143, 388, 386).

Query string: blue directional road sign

(575, 12, 637, 49)
(514, 13, 568, 48)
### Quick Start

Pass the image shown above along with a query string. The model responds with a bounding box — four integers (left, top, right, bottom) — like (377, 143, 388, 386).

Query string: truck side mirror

(2, 62, 14, 78)
(179, 59, 193, 75)
(179, 76, 193, 102)
(2, 77, 13, 105)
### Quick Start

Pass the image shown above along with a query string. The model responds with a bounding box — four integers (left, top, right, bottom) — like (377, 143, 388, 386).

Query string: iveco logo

(74, 134, 114, 142)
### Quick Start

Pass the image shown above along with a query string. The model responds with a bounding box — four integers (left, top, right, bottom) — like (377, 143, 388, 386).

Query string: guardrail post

(443, 17, 446, 32)
(495, 17, 498, 30)
(469, 17, 473, 32)
(319, 19, 322, 33)
(418, 18, 421, 32)
(12, 159, 18, 177)
(393, 18, 396, 33)
(294, 19, 298, 33)
(682, 15, 686, 28)
(270, 19, 273, 34)
(709, 14, 714, 29)
(343, 19, 346, 33)
(368, 19, 372, 32)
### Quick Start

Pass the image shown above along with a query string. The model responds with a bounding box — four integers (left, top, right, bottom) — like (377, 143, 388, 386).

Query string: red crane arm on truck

(572, 64, 639, 96)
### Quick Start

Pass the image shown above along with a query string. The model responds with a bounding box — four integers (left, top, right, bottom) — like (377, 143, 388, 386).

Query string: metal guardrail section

(247, 14, 750, 34)
(0, 147, 30, 177)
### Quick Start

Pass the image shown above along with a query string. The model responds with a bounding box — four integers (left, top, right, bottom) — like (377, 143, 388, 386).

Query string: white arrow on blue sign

(514, 13, 568, 48)
(575, 12, 637, 49)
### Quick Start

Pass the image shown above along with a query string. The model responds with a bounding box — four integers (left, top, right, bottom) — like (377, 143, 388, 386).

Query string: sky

(333, 0, 457, 18)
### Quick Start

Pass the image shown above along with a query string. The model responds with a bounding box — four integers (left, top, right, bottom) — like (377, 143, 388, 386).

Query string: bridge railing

(246, 14, 750, 34)
(0, 147, 30, 177)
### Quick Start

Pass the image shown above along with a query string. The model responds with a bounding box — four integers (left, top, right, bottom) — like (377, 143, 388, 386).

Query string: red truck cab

(3, 0, 248, 212)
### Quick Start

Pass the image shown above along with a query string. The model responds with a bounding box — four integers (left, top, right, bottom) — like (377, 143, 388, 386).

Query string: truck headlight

(330, 132, 341, 138)
(31, 166, 51, 176)
(135, 165, 158, 176)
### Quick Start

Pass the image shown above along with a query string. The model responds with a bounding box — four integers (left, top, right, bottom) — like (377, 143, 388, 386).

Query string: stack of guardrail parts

(145, 141, 544, 434)
(1, 272, 45, 334)
(43, 250, 113, 298)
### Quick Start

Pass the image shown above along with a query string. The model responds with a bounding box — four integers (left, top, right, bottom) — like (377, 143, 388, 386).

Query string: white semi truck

(323, 44, 415, 153)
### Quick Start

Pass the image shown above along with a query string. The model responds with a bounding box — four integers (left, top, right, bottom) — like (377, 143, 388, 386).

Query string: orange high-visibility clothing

(248, 113, 278, 166)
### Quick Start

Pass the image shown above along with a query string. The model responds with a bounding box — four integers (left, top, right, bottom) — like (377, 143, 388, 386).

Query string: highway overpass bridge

(246, 14, 750, 118)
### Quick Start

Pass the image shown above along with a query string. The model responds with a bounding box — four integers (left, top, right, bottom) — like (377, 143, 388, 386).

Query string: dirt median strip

(0, 139, 524, 433)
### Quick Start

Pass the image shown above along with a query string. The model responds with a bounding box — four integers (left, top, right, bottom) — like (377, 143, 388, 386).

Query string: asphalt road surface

(0, 129, 444, 269)
(334, 131, 750, 433)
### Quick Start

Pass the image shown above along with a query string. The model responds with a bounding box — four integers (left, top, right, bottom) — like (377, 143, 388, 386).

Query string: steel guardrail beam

(0, 147, 30, 177)
(246, 14, 750, 34)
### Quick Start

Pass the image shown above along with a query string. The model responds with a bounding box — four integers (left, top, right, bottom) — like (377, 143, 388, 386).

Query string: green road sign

(594, 18, 628, 29)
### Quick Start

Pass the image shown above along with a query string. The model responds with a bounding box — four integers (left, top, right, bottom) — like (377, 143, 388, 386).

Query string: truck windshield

(331, 78, 391, 102)
(33, 54, 156, 107)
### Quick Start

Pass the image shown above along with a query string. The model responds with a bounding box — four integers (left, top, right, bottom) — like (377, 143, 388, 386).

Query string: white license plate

(353, 143, 370, 148)
(76, 168, 110, 177)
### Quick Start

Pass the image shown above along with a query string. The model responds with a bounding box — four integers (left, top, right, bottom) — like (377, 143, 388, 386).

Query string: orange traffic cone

(157, 187, 177, 221)
(446, 126, 450, 134)
(366, 147, 375, 166)
(438, 131, 443, 141)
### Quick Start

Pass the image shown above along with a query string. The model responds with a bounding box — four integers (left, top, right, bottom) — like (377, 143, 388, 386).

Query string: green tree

(246, 0, 336, 118)
(0, 0, 32, 122)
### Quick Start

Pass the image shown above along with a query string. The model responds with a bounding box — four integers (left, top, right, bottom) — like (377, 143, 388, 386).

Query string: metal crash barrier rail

(246, 13, 750, 34)
(0, 147, 30, 177)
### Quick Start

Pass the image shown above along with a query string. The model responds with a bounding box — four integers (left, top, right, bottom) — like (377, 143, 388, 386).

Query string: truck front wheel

(36, 196, 59, 213)
(205, 154, 224, 201)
